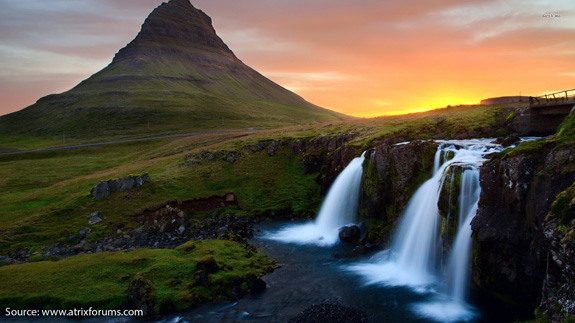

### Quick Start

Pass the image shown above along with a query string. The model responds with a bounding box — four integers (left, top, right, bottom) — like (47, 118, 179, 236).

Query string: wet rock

(249, 278, 267, 293)
(339, 225, 361, 243)
(495, 134, 520, 147)
(288, 302, 370, 323)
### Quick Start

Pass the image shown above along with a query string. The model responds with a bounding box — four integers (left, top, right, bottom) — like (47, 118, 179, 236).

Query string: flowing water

(266, 152, 366, 246)
(347, 139, 505, 322)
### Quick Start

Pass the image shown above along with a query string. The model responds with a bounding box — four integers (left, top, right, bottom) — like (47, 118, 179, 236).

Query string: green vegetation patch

(0, 240, 273, 313)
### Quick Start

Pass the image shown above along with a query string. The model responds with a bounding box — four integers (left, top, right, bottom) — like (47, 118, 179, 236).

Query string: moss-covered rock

(541, 182, 575, 321)
(438, 165, 462, 254)
(127, 273, 157, 316)
(358, 140, 437, 224)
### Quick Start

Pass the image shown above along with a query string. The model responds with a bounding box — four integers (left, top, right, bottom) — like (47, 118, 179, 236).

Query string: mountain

(0, 0, 348, 141)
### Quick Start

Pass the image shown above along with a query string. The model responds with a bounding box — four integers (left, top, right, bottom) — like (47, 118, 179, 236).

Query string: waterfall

(389, 150, 450, 285)
(347, 139, 504, 321)
(266, 152, 366, 246)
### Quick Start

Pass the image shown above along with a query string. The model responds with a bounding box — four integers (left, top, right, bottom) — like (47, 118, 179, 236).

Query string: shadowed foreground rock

(288, 302, 370, 323)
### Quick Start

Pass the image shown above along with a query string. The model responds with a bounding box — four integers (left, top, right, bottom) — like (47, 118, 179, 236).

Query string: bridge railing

(530, 89, 575, 106)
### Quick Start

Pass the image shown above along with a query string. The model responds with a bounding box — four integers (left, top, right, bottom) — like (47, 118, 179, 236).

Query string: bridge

(512, 89, 574, 135)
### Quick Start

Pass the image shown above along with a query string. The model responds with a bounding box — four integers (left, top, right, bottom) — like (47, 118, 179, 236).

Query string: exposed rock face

(541, 183, 575, 320)
(359, 141, 438, 223)
(114, 0, 235, 63)
(289, 133, 360, 193)
(90, 174, 150, 200)
(471, 143, 575, 310)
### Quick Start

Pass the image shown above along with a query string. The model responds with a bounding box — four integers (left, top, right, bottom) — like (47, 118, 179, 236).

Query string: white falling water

(347, 139, 504, 322)
(413, 169, 481, 322)
(266, 152, 366, 246)
(446, 169, 481, 302)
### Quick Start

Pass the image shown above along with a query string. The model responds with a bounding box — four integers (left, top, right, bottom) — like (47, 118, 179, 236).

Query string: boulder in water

(339, 225, 361, 243)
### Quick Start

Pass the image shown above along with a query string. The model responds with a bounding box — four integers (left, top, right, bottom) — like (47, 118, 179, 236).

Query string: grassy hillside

(0, 104, 516, 251)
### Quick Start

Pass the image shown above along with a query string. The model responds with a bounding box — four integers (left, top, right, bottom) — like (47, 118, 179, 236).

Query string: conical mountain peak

(113, 0, 234, 64)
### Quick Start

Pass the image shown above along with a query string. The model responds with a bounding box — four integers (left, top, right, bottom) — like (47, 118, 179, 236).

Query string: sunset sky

(0, 0, 574, 117)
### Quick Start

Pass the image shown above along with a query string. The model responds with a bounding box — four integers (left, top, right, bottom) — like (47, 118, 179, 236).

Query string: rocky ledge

(2, 202, 258, 264)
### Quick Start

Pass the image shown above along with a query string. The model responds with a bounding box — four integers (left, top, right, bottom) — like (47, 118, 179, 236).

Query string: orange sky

(0, 0, 574, 117)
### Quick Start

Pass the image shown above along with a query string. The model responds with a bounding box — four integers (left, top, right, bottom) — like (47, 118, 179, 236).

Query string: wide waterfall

(266, 152, 366, 246)
(347, 139, 504, 322)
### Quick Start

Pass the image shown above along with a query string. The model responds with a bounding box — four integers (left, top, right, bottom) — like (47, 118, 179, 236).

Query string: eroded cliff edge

(471, 113, 575, 319)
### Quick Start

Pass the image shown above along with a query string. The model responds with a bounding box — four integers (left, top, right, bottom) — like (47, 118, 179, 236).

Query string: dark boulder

(339, 225, 361, 243)
(90, 181, 110, 201)
(109, 176, 136, 192)
(249, 278, 267, 293)
(90, 174, 149, 200)
(495, 134, 520, 147)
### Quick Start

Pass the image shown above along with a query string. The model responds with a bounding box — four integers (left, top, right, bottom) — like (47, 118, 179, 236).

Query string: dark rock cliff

(542, 182, 575, 320)
(358, 141, 437, 222)
(290, 133, 360, 194)
(471, 142, 575, 312)
(357, 141, 437, 245)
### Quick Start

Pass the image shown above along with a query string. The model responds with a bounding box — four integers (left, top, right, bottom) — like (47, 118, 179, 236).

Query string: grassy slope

(0, 240, 273, 312)
(0, 104, 515, 252)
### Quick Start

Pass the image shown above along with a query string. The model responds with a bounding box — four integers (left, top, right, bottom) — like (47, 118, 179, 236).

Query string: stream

(166, 221, 432, 322)
(156, 221, 515, 323)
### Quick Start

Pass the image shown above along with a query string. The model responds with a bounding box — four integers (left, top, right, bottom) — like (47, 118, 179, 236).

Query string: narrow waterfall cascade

(447, 169, 480, 301)
(266, 152, 366, 246)
(347, 139, 506, 322)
